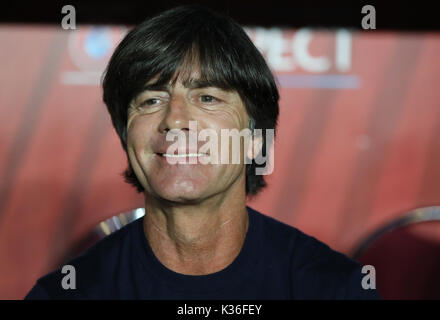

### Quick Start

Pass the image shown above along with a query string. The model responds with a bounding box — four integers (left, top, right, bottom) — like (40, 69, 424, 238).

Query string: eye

(200, 95, 218, 103)
(141, 98, 161, 106)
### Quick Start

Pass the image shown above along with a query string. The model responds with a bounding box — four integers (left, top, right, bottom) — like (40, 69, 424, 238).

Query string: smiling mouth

(157, 153, 208, 158)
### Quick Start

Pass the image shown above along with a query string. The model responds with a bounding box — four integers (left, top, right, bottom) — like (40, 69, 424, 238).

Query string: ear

(246, 132, 263, 161)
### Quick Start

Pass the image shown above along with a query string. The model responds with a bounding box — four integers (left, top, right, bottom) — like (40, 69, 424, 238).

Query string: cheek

(204, 110, 247, 133)
(126, 118, 159, 188)
(126, 117, 157, 168)
(127, 117, 152, 149)
(199, 119, 249, 165)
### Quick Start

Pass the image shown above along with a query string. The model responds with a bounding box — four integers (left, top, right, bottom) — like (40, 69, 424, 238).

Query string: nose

(158, 92, 192, 133)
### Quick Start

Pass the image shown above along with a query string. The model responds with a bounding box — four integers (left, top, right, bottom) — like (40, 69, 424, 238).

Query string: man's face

(126, 70, 253, 203)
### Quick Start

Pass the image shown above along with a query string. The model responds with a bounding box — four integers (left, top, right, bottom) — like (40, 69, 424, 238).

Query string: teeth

(162, 153, 206, 158)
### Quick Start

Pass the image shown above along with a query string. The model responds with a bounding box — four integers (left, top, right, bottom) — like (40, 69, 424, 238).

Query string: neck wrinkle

(143, 204, 249, 275)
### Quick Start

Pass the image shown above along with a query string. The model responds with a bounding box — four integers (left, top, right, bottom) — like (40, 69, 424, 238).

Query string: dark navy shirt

(25, 207, 380, 299)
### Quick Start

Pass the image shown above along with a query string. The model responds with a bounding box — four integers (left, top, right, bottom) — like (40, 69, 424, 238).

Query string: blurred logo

(61, 26, 127, 85)
(62, 26, 359, 89)
(245, 27, 360, 89)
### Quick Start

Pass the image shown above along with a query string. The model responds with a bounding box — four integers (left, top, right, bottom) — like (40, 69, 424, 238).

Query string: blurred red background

(0, 25, 439, 299)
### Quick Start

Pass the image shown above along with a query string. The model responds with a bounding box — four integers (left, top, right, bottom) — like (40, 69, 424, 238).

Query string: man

(25, 5, 380, 299)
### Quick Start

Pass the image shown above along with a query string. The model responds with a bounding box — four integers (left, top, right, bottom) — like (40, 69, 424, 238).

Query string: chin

(151, 177, 211, 203)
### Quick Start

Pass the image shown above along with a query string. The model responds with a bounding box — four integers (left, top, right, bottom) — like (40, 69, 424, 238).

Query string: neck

(142, 179, 249, 275)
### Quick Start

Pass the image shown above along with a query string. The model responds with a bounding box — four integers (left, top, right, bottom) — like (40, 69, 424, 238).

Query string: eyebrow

(142, 79, 228, 92)
(142, 83, 170, 92)
(182, 79, 217, 89)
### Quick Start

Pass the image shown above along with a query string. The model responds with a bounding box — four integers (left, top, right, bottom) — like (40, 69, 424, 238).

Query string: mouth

(156, 153, 209, 158)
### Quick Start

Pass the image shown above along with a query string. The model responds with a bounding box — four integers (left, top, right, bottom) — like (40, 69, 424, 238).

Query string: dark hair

(102, 5, 279, 196)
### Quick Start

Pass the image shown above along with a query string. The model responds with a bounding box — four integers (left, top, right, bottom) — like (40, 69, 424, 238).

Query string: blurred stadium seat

(352, 206, 440, 299)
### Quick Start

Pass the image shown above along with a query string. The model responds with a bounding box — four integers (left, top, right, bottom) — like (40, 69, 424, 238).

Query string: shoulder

(25, 217, 142, 299)
(249, 207, 380, 299)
